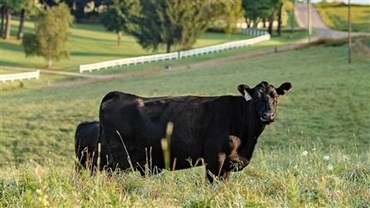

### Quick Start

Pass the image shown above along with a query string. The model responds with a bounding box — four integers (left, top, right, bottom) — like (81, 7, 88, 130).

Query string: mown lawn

(1, 42, 369, 207)
(0, 19, 255, 71)
(315, 2, 370, 32)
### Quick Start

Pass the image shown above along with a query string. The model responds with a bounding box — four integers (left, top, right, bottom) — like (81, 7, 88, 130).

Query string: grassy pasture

(315, 2, 370, 32)
(1, 42, 369, 206)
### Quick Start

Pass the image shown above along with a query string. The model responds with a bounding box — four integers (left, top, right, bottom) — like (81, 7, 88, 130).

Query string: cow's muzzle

(260, 113, 275, 124)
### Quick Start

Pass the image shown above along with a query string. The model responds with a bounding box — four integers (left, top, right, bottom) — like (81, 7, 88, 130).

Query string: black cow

(99, 81, 292, 182)
(74, 121, 114, 173)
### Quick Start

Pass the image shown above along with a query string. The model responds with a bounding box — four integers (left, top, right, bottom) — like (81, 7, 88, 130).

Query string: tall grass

(1, 145, 368, 207)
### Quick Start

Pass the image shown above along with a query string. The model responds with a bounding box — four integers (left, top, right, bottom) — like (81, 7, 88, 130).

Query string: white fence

(0, 70, 40, 83)
(79, 32, 270, 73)
(241, 28, 268, 36)
(179, 34, 270, 58)
(79, 53, 178, 73)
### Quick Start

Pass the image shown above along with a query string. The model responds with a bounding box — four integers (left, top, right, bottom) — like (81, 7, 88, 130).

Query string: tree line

(1, 0, 294, 68)
(101, 0, 244, 53)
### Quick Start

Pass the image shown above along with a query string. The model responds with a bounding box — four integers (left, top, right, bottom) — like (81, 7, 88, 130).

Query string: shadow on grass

(0, 40, 24, 53)
(71, 51, 131, 58)
(0, 59, 45, 70)
(70, 34, 119, 43)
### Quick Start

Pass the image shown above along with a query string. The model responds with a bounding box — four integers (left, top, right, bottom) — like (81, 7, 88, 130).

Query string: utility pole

(291, 0, 295, 33)
(308, 0, 312, 43)
(348, 0, 352, 64)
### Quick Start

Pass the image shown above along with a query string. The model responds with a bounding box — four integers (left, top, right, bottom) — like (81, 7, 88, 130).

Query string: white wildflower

(327, 164, 333, 170)
(323, 155, 330, 160)
(301, 150, 308, 156)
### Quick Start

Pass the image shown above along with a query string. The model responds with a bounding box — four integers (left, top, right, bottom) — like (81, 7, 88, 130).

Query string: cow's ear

(276, 82, 292, 95)
(238, 84, 252, 101)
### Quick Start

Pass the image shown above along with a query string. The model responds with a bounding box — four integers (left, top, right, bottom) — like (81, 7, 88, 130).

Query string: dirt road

(294, 2, 368, 41)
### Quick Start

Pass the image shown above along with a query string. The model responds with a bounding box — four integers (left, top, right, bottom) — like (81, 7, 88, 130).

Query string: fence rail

(179, 34, 270, 58)
(79, 31, 270, 73)
(241, 28, 268, 36)
(0, 70, 40, 83)
(79, 53, 178, 73)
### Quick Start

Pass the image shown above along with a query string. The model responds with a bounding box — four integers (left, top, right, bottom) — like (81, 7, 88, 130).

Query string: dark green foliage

(129, 0, 180, 53)
(101, 0, 139, 45)
(101, 6, 122, 33)
(22, 33, 39, 56)
(127, 0, 228, 53)
(242, 0, 272, 28)
(241, 0, 285, 35)
(102, 0, 243, 52)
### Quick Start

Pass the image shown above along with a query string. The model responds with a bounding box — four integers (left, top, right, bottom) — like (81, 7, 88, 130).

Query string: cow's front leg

(205, 153, 230, 183)
(204, 150, 230, 183)
(203, 132, 231, 183)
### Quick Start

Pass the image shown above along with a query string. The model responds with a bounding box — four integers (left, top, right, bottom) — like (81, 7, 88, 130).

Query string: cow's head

(238, 81, 292, 124)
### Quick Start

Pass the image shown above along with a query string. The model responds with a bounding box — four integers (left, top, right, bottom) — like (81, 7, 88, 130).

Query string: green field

(1, 39, 369, 206)
(1, 11, 370, 206)
(315, 2, 370, 32)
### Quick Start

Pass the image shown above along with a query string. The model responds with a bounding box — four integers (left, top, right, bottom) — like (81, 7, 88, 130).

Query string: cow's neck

(232, 99, 266, 160)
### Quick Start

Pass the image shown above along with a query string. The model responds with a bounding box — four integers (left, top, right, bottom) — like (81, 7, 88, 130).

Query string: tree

(22, 3, 73, 68)
(220, 0, 243, 34)
(242, 0, 260, 28)
(17, 0, 40, 40)
(38, 0, 58, 9)
(64, 0, 111, 22)
(127, 0, 224, 53)
(0, 4, 5, 37)
(276, 1, 283, 35)
(102, 0, 238, 53)
(242, 0, 272, 29)
(101, 0, 139, 46)
(242, 0, 286, 35)
(1, 0, 24, 40)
